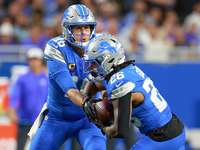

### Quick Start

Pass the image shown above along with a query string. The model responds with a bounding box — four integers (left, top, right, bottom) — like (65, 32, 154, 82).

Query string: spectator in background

(183, 1, 200, 40)
(119, 0, 152, 50)
(145, 0, 176, 10)
(43, 0, 70, 20)
(13, 13, 29, 42)
(100, 16, 121, 36)
(54, 12, 63, 36)
(124, 12, 151, 47)
(95, 16, 104, 34)
(42, 0, 57, 19)
(21, 25, 50, 49)
(15, 0, 32, 17)
(0, 22, 18, 45)
(8, 47, 48, 150)
(174, 27, 190, 47)
(0, 0, 7, 23)
(125, 29, 144, 61)
(42, 18, 57, 39)
(80, 0, 98, 18)
(172, 26, 197, 61)
(7, 1, 23, 23)
(55, 0, 70, 13)
(119, 10, 150, 60)
(31, 9, 44, 27)
(158, 10, 180, 47)
(142, 25, 172, 63)
(97, 0, 123, 33)
(146, 6, 163, 26)
(123, 0, 148, 27)
(185, 23, 199, 47)
(31, 0, 44, 14)
(117, 0, 137, 15)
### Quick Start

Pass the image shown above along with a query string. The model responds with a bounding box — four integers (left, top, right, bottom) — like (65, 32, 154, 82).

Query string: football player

(82, 34, 186, 150)
(29, 5, 106, 150)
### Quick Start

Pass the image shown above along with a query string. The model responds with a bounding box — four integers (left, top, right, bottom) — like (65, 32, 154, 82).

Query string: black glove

(82, 93, 102, 121)
(91, 118, 106, 135)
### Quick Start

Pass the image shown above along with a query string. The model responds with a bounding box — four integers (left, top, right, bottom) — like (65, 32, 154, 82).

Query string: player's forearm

(67, 88, 83, 107)
(101, 90, 109, 99)
(83, 81, 99, 97)
(103, 125, 117, 137)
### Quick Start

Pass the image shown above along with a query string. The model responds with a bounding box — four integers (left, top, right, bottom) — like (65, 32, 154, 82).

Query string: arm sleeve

(114, 93, 131, 138)
(47, 59, 77, 94)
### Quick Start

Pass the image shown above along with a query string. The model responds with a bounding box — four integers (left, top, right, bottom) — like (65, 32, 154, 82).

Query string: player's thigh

(29, 115, 66, 150)
(130, 128, 185, 150)
(78, 121, 106, 150)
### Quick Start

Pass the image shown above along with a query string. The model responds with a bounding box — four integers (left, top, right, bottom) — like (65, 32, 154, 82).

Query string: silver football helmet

(83, 34, 125, 83)
(61, 4, 97, 49)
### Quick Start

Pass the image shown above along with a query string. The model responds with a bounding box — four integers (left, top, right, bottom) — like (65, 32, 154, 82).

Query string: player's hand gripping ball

(95, 97, 114, 126)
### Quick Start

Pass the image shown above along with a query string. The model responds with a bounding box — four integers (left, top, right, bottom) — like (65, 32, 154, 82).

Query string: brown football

(95, 97, 114, 126)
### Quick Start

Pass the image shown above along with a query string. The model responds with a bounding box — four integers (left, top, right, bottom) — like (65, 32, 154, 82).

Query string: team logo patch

(69, 63, 76, 71)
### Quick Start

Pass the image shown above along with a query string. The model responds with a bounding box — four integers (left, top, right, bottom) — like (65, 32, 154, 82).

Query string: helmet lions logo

(64, 9, 71, 20)
(98, 41, 118, 56)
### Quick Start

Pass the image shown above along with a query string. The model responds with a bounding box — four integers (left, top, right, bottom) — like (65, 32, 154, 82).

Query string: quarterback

(29, 4, 106, 150)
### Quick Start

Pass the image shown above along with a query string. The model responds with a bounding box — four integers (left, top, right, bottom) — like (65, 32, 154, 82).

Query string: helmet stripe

(82, 5, 88, 16)
(76, 4, 88, 19)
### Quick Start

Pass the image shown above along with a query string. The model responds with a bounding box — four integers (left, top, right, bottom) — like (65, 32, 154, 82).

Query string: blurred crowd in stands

(0, 0, 200, 63)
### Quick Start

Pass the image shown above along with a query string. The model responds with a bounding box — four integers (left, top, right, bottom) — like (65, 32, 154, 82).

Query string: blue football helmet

(83, 34, 125, 83)
(61, 4, 97, 49)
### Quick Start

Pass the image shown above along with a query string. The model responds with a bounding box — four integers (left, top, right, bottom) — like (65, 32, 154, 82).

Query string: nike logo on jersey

(52, 43, 58, 48)
(116, 81, 123, 88)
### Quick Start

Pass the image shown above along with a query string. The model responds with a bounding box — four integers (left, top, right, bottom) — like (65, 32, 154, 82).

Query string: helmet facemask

(83, 55, 108, 83)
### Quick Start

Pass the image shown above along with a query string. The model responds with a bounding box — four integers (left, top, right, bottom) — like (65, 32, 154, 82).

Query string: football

(95, 97, 114, 126)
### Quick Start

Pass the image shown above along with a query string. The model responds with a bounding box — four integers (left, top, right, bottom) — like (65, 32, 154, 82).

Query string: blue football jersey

(102, 64, 172, 134)
(44, 35, 89, 121)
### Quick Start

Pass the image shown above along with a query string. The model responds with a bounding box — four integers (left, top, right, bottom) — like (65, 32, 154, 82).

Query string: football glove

(82, 94, 102, 121)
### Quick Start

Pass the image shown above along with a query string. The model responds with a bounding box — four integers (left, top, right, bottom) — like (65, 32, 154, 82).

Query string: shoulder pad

(111, 81, 135, 99)
(44, 44, 66, 64)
